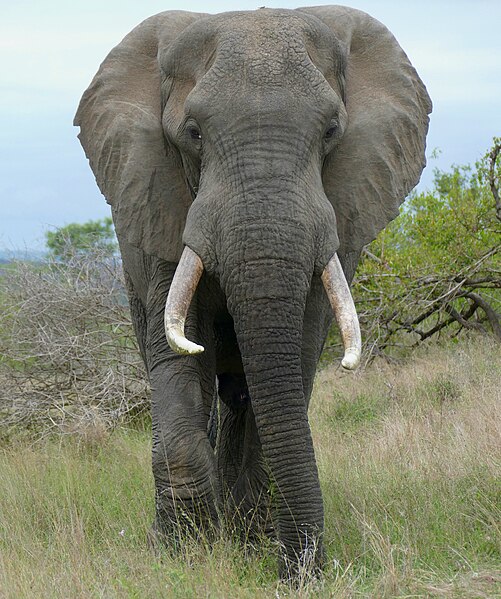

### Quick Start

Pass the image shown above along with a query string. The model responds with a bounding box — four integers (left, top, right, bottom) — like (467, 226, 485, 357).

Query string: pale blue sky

(1, 0, 500, 250)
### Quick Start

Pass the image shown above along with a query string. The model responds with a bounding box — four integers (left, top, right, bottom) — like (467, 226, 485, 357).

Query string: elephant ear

(299, 6, 432, 276)
(74, 11, 205, 262)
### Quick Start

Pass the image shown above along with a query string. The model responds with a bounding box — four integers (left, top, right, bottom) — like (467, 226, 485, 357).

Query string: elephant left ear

(74, 12, 204, 263)
(299, 6, 432, 274)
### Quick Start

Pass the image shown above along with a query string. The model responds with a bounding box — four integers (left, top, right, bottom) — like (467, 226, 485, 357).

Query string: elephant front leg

(135, 259, 220, 547)
(149, 357, 219, 545)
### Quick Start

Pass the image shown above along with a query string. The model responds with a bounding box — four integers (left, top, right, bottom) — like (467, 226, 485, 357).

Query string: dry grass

(313, 334, 501, 597)
(0, 335, 499, 597)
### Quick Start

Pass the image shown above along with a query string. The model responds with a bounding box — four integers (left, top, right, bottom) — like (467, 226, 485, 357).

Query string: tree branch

(362, 247, 385, 265)
(444, 302, 484, 332)
(460, 291, 501, 341)
(489, 142, 501, 222)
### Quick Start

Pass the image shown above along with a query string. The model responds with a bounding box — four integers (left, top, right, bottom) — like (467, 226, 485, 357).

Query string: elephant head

(75, 6, 431, 575)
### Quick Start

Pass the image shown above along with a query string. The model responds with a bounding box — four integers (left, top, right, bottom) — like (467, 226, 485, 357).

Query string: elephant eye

(188, 127, 202, 141)
(324, 125, 337, 140)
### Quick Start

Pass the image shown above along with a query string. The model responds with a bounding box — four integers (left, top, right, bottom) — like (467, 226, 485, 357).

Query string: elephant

(75, 6, 431, 578)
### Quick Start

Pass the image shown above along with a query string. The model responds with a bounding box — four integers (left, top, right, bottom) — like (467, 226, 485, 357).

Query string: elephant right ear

(299, 6, 432, 280)
(74, 11, 204, 262)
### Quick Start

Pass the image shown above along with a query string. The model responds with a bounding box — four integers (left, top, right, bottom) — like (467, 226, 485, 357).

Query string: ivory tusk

(321, 254, 362, 370)
(164, 246, 205, 355)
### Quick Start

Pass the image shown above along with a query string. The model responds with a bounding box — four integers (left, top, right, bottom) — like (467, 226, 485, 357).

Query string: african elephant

(75, 6, 431, 578)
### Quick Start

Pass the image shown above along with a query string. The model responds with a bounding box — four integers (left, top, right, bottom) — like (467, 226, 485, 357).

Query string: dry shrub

(0, 251, 149, 437)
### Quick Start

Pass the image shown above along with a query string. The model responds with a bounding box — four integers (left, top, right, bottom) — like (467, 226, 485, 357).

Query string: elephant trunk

(222, 248, 324, 573)
(166, 173, 361, 575)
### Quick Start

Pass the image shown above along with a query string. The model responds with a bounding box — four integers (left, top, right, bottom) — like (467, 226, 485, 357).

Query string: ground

(0, 335, 500, 598)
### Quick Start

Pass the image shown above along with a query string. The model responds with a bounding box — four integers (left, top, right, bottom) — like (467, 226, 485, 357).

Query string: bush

(45, 217, 117, 260)
(324, 139, 501, 364)
(0, 249, 148, 438)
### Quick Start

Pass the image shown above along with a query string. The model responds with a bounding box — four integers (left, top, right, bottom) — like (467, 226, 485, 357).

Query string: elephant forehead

(161, 9, 344, 89)
(215, 39, 316, 88)
(220, 14, 342, 86)
(212, 9, 339, 52)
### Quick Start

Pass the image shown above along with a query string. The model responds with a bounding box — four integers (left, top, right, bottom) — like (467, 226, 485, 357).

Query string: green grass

(1, 336, 500, 597)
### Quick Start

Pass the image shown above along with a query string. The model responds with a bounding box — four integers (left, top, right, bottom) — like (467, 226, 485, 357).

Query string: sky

(1, 0, 500, 251)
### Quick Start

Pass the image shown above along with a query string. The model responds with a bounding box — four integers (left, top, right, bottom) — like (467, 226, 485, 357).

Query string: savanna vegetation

(45, 217, 117, 260)
(0, 141, 500, 597)
(0, 337, 499, 597)
(324, 139, 501, 364)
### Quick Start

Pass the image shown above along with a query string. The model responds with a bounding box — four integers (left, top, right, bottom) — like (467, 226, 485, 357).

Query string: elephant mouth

(164, 245, 361, 370)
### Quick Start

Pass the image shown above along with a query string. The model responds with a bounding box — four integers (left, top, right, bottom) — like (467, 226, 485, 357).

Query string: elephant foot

(151, 422, 220, 548)
(147, 503, 220, 556)
(223, 480, 274, 543)
(278, 537, 325, 586)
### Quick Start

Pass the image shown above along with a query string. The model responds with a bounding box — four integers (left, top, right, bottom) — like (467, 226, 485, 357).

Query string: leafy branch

(489, 141, 501, 222)
(324, 138, 501, 364)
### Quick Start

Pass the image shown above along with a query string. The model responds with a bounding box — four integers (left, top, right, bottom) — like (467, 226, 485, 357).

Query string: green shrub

(45, 217, 117, 260)
(325, 139, 501, 364)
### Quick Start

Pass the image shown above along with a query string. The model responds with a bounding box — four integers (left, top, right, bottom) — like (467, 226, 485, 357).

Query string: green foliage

(45, 217, 117, 259)
(325, 139, 501, 362)
(374, 145, 499, 274)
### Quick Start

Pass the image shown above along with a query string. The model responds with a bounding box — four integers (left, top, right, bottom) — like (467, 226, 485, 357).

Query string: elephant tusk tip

(163, 246, 205, 356)
(179, 342, 205, 355)
(341, 349, 361, 370)
(166, 330, 205, 355)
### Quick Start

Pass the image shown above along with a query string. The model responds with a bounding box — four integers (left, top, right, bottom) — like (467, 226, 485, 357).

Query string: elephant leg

(217, 373, 273, 540)
(230, 406, 274, 540)
(119, 244, 219, 544)
(145, 264, 219, 545)
(150, 357, 218, 544)
(217, 388, 246, 495)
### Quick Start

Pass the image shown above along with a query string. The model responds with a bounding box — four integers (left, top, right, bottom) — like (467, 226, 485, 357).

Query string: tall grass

(314, 335, 501, 597)
(0, 335, 500, 597)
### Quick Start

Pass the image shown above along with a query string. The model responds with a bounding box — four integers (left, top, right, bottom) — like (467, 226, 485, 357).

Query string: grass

(0, 335, 500, 597)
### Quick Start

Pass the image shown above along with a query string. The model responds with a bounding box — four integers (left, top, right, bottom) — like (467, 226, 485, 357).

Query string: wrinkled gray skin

(75, 6, 431, 577)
